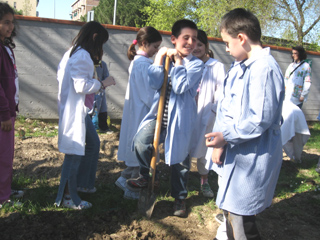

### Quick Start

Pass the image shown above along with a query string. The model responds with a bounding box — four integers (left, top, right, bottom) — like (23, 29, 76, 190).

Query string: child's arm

(101, 76, 116, 88)
(99, 61, 115, 88)
(0, 74, 13, 131)
(170, 57, 203, 94)
(300, 63, 311, 102)
(148, 47, 168, 90)
(211, 147, 225, 165)
(217, 61, 283, 146)
(205, 131, 227, 148)
(153, 47, 168, 66)
(0, 119, 12, 131)
(71, 53, 101, 94)
(166, 49, 183, 66)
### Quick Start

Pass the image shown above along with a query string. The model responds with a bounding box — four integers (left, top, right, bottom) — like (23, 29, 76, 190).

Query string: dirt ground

(1, 126, 320, 240)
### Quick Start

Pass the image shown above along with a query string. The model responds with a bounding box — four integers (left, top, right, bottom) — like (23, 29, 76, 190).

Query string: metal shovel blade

(138, 186, 157, 219)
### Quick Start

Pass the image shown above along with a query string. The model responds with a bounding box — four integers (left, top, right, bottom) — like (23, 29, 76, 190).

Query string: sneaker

(215, 213, 224, 224)
(115, 176, 127, 191)
(173, 199, 186, 217)
(201, 182, 214, 198)
(62, 197, 92, 210)
(77, 187, 97, 193)
(11, 189, 24, 198)
(124, 189, 140, 200)
(126, 176, 148, 192)
(0, 200, 22, 208)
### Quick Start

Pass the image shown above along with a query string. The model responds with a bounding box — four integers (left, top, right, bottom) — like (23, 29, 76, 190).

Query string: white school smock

(117, 55, 155, 167)
(57, 48, 101, 156)
(213, 48, 285, 215)
(190, 58, 225, 158)
(136, 54, 204, 165)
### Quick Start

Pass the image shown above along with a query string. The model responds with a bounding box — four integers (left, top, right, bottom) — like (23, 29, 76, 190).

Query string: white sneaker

(115, 176, 127, 191)
(62, 197, 92, 210)
(11, 189, 24, 198)
(123, 189, 140, 200)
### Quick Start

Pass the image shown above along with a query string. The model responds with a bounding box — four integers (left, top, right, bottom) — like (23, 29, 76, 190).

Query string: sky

(37, 0, 75, 20)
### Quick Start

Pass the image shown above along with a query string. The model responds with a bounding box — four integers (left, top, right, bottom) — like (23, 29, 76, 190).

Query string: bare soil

(0, 124, 320, 240)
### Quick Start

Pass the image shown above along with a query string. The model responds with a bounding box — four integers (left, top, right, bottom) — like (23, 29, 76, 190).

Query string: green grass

(305, 122, 320, 149)
(14, 115, 58, 138)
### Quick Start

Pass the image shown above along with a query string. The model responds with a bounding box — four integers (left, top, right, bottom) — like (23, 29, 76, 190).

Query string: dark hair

(70, 21, 109, 64)
(172, 19, 197, 38)
(207, 49, 214, 58)
(292, 46, 307, 61)
(127, 26, 162, 60)
(220, 8, 261, 43)
(197, 30, 209, 54)
(0, 2, 16, 48)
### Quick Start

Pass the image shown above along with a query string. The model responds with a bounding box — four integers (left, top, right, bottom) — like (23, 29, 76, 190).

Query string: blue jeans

(133, 119, 190, 199)
(55, 115, 100, 206)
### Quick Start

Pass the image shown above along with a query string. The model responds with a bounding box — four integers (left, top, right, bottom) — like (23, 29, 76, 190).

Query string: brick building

(71, 0, 100, 21)
(5, 0, 39, 16)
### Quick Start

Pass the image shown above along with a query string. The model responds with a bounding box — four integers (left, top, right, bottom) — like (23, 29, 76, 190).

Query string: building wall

(6, 0, 38, 16)
(71, 0, 100, 21)
(14, 16, 320, 121)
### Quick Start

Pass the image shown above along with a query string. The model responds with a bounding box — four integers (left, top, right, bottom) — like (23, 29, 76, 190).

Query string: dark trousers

(224, 210, 261, 240)
(133, 119, 190, 199)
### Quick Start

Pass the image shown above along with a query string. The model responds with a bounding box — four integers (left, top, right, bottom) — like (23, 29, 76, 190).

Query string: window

(14, 2, 16, 9)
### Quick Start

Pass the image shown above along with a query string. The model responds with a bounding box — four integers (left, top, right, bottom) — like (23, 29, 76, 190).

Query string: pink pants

(0, 117, 15, 204)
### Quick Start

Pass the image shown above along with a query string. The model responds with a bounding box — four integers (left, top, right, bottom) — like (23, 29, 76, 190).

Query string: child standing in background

(127, 19, 204, 217)
(55, 21, 114, 210)
(190, 30, 225, 198)
(116, 27, 162, 200)
(0, 2, 24, 208)
(90, 60, 115, 133)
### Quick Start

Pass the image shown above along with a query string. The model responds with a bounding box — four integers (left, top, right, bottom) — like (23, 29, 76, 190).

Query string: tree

(143, 0, 200, 32)
(272, 0, 320, 45)
(143, 0, 275, 36)
(93, 0, 150, 27)
(142, 0, 320, 50)
(196, 0, 276, 37)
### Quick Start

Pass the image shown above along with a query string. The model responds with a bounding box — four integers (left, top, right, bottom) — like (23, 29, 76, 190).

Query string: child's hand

(157, 47, 168, 57)
(102, 76, 116, 88)
(154, 47, 168, 66)
(205, 132, 227, 148)
(1, 119, 12, 132)
(166, 49, 182, 65)
(212, 147, 224, 165)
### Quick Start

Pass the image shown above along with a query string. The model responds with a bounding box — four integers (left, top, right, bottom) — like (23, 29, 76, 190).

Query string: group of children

(0, 1, 291, 238)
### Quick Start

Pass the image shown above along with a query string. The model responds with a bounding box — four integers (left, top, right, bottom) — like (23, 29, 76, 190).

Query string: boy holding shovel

(127, 19, 204, 217)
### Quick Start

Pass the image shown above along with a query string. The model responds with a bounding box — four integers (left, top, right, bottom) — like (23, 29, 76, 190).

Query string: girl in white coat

(55, 22, 114, 210)
(190, 30, 225, 198)
(116, 27, 162, 199)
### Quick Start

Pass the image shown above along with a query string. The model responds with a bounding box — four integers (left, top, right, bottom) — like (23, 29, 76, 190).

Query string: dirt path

(1, 130, 319, 240)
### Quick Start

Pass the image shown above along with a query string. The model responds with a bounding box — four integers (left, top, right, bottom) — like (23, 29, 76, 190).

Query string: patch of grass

(14, 115, 59, 138)
(305, 122, 320, 150)
(205, 198, 217, 211)
(275, 158, 320, 200)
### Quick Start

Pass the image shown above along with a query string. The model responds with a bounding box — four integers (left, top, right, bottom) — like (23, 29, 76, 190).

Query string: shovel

(138, 55, 170, 218)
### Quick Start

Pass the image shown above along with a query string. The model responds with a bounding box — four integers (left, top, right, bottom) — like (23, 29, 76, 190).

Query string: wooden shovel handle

(150, 56, 170, 191)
